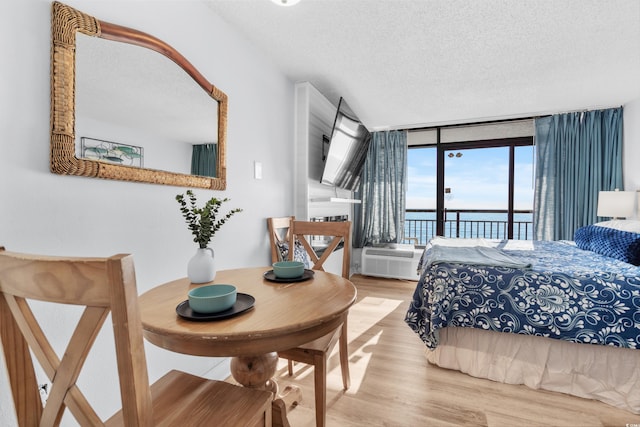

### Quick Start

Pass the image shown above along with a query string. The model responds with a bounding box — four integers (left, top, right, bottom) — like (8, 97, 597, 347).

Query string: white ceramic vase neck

(187, 247, 216, 283)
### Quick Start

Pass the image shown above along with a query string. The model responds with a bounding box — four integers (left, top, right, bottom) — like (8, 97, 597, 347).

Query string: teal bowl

(272, 261, 305, 279)
(188, 284, 237, 314)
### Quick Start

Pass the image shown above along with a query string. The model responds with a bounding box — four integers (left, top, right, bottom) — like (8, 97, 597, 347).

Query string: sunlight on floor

(339, 330, 382, 394)
(341, 296, 404, 393)
(276, 295, 404, 394)
(348, 296, 404, 344)
(277, 330, 385, 395)
(288, 295, 402, 394)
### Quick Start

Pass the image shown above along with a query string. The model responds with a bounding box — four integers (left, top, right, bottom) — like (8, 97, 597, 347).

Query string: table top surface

(138, 266, 357, 357)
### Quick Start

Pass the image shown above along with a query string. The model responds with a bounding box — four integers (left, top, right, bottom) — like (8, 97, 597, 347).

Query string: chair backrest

(0, 247, 153, 426)
(288, 220, 352, 279)
(267, 216, 295, 264)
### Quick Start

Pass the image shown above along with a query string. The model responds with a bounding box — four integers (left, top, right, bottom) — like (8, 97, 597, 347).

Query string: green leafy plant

(176, 190, 243, 249)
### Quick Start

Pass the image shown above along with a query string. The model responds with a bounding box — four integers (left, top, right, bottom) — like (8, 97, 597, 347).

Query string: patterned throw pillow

(574, 225, 640, 265)
(275, 241, 313, 268)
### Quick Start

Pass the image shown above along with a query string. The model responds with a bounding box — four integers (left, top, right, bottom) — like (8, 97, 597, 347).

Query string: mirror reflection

(75, 36, 219, 177)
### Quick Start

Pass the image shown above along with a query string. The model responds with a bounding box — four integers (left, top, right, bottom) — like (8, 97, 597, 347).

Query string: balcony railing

(405, 209, 533, 246)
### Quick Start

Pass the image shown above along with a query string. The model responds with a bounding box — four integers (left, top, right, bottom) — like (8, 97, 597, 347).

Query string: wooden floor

(276, 274, 640, 427)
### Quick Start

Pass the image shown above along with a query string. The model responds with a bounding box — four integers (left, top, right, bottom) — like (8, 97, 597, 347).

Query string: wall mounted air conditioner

(361, 244, 422, 281)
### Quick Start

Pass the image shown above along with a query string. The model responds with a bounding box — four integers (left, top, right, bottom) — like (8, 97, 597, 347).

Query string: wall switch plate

(254, 161, 263, 179)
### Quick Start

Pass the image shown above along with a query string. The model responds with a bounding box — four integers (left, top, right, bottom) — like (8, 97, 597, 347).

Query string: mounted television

(320, 97, 371, 191)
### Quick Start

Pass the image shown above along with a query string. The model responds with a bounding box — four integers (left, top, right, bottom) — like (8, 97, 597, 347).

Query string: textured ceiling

(206, 0, 640, 131)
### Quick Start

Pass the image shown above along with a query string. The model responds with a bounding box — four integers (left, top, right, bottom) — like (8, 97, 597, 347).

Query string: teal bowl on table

(188, 284, 237, 314)
(272, 261, 305, 279)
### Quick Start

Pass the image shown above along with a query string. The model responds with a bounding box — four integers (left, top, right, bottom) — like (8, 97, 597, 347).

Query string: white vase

(187, 247, 216, 283)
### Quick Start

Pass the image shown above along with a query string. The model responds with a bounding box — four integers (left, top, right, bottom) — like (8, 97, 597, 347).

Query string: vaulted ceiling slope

(206, 0, 640, 131)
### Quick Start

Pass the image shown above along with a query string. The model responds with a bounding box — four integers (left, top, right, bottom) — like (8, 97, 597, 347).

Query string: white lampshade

(597, 190, 636, 218)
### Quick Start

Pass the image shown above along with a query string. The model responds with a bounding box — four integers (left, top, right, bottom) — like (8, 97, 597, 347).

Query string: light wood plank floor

(277, 274, 640, 427)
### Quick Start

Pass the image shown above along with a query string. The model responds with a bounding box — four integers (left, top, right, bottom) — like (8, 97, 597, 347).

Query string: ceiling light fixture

(271, 0, 301, 6)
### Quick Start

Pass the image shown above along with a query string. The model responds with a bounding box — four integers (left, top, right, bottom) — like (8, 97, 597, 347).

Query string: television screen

(320, 98, 371, 191)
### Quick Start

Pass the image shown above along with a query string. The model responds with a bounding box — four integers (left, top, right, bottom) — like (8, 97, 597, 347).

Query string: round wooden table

(138, 266, 357, 426)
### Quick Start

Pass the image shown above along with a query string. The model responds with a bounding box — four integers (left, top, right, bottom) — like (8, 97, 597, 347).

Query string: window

(406, 120, 534, 245)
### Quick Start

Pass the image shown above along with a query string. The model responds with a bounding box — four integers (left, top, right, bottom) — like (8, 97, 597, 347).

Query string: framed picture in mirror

(80, 137, 144, 168)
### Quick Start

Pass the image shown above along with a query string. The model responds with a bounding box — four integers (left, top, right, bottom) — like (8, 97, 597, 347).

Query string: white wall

(0, 0, 296, 424)
(624, 98, 640, 193)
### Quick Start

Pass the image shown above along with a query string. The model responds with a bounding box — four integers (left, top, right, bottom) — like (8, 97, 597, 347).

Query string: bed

(405, 223, 640, 414)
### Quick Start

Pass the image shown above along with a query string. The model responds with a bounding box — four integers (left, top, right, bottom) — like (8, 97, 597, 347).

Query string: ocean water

(404, 211, 533, 245)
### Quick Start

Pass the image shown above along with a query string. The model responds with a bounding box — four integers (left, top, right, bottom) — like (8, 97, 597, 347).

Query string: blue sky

(406, 146, 534, 210)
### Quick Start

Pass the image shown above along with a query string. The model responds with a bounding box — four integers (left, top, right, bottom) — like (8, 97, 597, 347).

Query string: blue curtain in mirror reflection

(191, 144, 217, 178)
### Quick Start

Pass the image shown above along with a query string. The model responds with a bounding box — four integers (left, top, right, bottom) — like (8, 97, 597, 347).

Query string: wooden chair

(267, 216, 296, 264)
(0, 247, 273, 427)
(277, 220, 353, 427)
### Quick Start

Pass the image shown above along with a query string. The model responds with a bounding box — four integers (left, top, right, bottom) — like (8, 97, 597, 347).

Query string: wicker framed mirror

(50, 2, 227, 189)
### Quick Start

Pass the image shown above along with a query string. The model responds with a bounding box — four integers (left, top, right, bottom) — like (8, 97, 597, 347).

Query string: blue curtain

(353, 130, 408, 247)
(533, 107, 623, 241)
(191, 144, 217, 177)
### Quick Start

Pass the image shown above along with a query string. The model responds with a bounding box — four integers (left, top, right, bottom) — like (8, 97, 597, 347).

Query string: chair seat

(278, 327, 340, 356)
(106, 370, 273, 427)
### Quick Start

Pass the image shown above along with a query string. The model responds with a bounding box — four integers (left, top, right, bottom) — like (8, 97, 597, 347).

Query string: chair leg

(313, 353, 327, 427)
(338, 321, 350, 390)
(287, 359, 293, 376)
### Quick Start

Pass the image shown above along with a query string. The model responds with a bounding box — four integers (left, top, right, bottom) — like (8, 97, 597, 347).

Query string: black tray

(263, 269, 314, 283)
(176, 293, 255, 321)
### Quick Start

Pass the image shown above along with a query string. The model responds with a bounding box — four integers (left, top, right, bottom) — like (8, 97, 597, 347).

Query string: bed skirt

(425, 327, 640, 414)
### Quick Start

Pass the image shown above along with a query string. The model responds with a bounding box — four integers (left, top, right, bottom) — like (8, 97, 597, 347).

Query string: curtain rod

(407, 116, 534, 132)
(404, 105, 623, 133)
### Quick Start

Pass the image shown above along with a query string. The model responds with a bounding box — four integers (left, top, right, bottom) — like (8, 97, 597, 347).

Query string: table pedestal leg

(230, 352, 302, 427)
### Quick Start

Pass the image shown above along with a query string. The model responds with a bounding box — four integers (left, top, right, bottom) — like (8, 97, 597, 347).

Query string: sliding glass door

(406, 130, 534, 244)
(443, 146, 509, 238)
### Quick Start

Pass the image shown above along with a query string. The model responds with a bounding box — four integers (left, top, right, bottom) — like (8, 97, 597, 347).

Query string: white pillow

(593, 220, 640, 234)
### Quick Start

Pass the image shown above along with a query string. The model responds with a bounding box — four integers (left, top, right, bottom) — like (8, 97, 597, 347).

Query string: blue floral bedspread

(405, 240, 640, 350)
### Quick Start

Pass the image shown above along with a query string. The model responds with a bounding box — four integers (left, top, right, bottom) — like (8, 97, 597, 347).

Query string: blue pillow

(574, 225, 640, 265)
